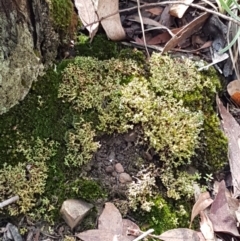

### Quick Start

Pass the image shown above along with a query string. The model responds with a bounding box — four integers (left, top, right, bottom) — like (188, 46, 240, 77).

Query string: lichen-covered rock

(0, 0, 60, 115)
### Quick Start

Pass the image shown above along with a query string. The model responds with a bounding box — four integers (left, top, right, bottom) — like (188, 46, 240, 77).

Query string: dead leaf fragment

(145, 7, 163, 16)
(75, 229, 128, 241)
(158, 228, 200, 241)
(122, 219, 140, 240)
(163, 13, 210, 53)
(191, 192, 213, 226)
(169, 0, 194, 18)
(74, 0, 99, 40)
(199, 211, 215, 241)
(98, 0, 126, 40)
(217, 96, 240, 198)
(98, 202, 123, 235)
(209, 180, 239, 236)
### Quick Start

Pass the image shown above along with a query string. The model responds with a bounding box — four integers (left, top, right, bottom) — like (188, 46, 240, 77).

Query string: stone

(60, 199, 93, 229)
(105, 165, 114, 173)
(115, 163, 124, 173)
(119, 173, 132, 184)
(112, 171, 117, 177)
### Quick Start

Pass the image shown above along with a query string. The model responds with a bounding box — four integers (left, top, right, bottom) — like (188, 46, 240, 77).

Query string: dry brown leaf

(98, 0, 125, 40)
(191, 192, 213, 225)
(159, 6, 172, 28)
(75, 229, 129, 241)
(197, 231, 207, 241)
(147, 32, 171, 45)
(199, 211, 215, 241)
(146, 28, 182, 45)
(169, 0, 194, 18)
(217, 96, 240, 198)
(209, 180, 239, 236)
(74, 0, 99, 40)
(98, 202, 123, 235)
(162, 13, 210, 53)
(145, 7, 163, 16)
(158, 228, 200, 241)
(129, 15, 163, 27)
(122, 219, 140, 240)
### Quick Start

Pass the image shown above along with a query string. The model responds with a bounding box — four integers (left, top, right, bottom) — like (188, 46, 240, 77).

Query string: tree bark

(0, 0, 59, 115)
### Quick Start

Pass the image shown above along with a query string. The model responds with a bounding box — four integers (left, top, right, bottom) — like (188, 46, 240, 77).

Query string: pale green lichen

(0, 137, 59, 216)
(64, 120, 100, 167)
(160, 165, 201, 200)
(58, 52, 226, 201)
(128, 164, 157, 212)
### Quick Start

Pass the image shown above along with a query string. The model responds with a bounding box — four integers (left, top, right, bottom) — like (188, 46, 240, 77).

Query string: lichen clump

(0, 138, 58, 216)
(59, 53, 227, 200)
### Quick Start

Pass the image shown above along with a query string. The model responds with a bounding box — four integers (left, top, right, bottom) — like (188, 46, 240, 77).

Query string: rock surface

(60, 199, 94, 230)
(119, 173, 132, 184)
(0, 0, 59, 115)
(115, 163, 124, 173)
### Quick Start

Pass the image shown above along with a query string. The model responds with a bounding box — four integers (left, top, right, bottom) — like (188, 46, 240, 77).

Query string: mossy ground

(0, 34, 228, 232)
(48, 0, 79, 43)
(0, 52, 106, 221)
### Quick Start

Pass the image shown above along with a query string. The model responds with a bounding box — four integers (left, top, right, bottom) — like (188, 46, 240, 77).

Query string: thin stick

(83, 1, 240, 28)
(0, 195, 19, 208)
(133, 229, 155, 241)
(136, 0, 150, 58)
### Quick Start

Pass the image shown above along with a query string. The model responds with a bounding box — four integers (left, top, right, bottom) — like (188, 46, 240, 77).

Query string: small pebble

(105, 166, 114, 173)
(115, 163, 124, 173)
(119, 173, 132, 184)
(112, 171, 117, 177)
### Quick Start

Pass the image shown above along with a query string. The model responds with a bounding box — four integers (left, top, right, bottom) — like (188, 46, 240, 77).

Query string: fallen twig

(0, 195, 19, 208)
(136, 0, 150, 58)
(133, 228, 155, 241)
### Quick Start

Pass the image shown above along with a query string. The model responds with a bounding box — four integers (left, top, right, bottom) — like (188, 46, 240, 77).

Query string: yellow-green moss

(0, 35, 227, 223)
(64, 120, 100, 167)
(0, 60, 104, 221)
(0, 138, 59, 216)
(59, 52, 227, 201)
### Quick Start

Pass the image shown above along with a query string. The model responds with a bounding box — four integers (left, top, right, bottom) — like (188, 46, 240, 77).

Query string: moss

(64, 120, 100, 167)
(0, 138, 59, 216)
(59, 52, 227, 201)
(49, 0, 74, 31)
(75, 34, 119, 60)
(0, 35, 227, 224)
(69, 178, 107, 202)
(75, 34, 148, 63)
(149, 54, 228, 170)
(135, 195, 190, 235)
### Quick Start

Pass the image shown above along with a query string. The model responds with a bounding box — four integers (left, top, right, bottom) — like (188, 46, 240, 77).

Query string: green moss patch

(0, 35, 227, 225)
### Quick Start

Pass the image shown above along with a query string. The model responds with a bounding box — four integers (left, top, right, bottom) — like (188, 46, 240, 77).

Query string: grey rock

(105, 165, 114, 173)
